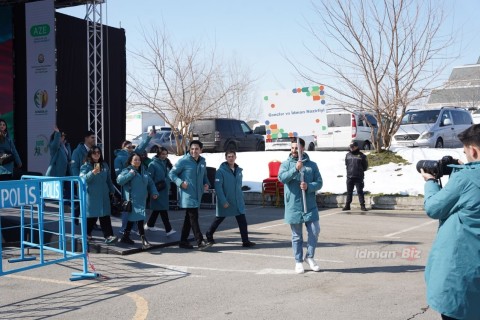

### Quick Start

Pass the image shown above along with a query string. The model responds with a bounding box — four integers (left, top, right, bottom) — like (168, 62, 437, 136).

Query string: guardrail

(0, 176, 98, 281)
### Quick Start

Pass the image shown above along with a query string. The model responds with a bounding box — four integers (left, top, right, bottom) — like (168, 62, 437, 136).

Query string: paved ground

(0, 206, 442, 320)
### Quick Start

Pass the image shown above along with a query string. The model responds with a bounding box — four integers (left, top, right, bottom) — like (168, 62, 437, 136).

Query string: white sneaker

(144, 224, 163, 232)
(295, 262, 305, 274)
(166, 229, 177, 237)
(305, 257, 320, 272)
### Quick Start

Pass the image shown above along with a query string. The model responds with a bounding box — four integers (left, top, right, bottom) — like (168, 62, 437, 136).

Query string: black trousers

(180, 208, 204, 245)
(345, 177, 365, 206)
(125, 220, 145, 236)
(206, 214, 249, 243)
(441, 315, 457, 320)
(146, 210, 172, 232)
(86, 216, 114, 239)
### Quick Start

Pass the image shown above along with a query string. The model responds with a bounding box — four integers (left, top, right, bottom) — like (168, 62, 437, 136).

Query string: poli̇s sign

(0, 181, 40, 208)
(262, 86, 328, 139)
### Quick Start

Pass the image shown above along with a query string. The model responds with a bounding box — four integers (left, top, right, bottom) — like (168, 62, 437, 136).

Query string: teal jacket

(278, 153, 323, 224)
(70, 143, 88, 176)
(214, 162, 245, 217)
(423, 161, 480, 319)
(113, 135, 151, 177)
(46, 131, 72, 177)
(169, 153, 209, 209)
(117, 165, 158, 222)
(147, 156, 170, 211)
(0, 136, 21, 175)
(80, 162, 115, 218)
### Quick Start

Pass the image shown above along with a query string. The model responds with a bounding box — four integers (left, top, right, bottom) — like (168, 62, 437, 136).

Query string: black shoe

(360, 206, 368, 212)
(197, 240, 213, 250)
(179, 241, 194, 249)
(242, 241, 256, 248)
(119, 232, 135, 245)
(141, 235, 152, 250)
(342, 206, 351, 211)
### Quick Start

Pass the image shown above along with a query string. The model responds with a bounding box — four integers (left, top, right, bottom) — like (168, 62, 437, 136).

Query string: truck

(125, 111, 165, 140)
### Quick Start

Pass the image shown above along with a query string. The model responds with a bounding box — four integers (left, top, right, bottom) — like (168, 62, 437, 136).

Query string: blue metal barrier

(0, 176, 98, 281)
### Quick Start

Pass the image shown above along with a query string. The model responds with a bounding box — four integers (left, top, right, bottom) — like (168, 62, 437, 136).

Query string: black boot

(119, 231, 135, 245)
(141, 235, 152, 249)
(360, 205, 368, 212)
(342, 205, 351, 211)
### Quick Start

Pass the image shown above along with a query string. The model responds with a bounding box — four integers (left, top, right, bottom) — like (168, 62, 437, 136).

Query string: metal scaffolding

(85, 0, 104, 147)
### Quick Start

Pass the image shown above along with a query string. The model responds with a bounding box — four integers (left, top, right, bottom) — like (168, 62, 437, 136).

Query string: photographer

(420, 124, 480, 320)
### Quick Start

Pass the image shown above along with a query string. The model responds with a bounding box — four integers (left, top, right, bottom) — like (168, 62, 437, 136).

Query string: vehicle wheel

(308, 142, 315, 151)
(226, 142, 237, 152)
(435, 138, 443, 148)
(256, 141, 265, 151)
(362, 141, 371, 150)
(150, 145, 159, 153)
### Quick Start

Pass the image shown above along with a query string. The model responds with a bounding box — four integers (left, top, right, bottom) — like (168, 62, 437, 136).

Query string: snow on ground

(165, 147, 467, 196)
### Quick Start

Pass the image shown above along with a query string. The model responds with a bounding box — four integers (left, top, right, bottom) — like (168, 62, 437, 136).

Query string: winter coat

(147, 156, 171, 211)
(214, 162, 245, 217)
(116, 165, 158, 222)
(113, 135, 151, 177)
(423, 161, 480, 319)
(46, 131, 72, 177)
(80, 162, 115, 218)
(278, 152, 323, 224)
(0, 135, 21, 175)
(345, 150, 368, 179)
(169, 153, 209, 209)
(70, 143, 88, 176)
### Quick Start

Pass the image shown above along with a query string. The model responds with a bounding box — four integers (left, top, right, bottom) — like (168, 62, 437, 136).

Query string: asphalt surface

(0, 205, 442, 320)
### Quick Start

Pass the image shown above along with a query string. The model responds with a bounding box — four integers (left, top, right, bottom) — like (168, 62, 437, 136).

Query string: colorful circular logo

(34, 89, 48, 108)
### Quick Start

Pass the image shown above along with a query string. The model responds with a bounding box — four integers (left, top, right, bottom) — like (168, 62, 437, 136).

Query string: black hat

(350, 141, 359, 148)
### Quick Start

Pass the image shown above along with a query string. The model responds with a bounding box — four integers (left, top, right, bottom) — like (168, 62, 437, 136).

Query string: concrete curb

(243, 192, 424, 211)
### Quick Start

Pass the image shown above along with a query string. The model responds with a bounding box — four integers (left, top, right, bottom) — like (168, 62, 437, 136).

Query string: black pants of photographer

(345, 177, 365, 206)
(146, 210, 172, 232)
(86, 216, 114, 238)
(125, 220, 145, 236)
(180, 208, 204, 245)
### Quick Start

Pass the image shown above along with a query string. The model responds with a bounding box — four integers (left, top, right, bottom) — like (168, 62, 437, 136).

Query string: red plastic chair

(262, 161, 283, 206)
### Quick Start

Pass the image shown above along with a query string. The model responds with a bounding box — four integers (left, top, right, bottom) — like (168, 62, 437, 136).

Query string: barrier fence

(0, 176, 98, 281)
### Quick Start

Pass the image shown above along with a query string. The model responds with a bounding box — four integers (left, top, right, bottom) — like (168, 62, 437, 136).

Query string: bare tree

(293, 0, 455, 151)
(127, 26, 256, 155)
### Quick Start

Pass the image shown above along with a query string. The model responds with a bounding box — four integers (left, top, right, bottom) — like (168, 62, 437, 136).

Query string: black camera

(416, 156, 459, 179)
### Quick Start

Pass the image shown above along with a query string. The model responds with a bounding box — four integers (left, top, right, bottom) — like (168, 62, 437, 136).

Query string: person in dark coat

(145, 147, 176, 236)
(117, 153, 159, 249)
(80, 146, 117, 244)
(342, 141, 368, 211)
(169, 140, 211, 250)
(0, 118, 22, 180)
(205, 151, 255, 247)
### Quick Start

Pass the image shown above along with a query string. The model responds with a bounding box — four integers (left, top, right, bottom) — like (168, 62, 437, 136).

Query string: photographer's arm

(423, 174, 462, 220)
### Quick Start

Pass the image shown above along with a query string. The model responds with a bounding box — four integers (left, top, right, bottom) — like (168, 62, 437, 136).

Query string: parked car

(391, 107, 473, 148)
(131, 131, 182, 154)
(315, 111, 377, 151)
(253, 124, 315, 151)
(472, 109, 480, 124)
(189, 118, 265, 153)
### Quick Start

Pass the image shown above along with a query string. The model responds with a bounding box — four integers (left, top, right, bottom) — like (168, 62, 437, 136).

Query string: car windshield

(401, 110, 440, 124)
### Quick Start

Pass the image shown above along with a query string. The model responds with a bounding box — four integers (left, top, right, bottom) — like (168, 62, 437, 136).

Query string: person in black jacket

(343, 141, 368, 211)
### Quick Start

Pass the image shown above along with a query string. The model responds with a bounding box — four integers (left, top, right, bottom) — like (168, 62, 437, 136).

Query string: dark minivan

(189, 118, 265, 152)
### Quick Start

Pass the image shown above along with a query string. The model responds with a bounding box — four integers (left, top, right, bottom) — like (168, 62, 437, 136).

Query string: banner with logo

(25, 0, 56, 173)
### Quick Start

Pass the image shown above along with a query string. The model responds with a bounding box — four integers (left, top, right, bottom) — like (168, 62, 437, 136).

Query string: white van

(315, 111, 377, 150)
(253, 124, 316, 151)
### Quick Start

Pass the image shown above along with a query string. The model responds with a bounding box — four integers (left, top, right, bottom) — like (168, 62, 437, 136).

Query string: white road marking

(217, 250, 344, 263)
(256, 223, 285, 230)
(383, 220, 437, 238)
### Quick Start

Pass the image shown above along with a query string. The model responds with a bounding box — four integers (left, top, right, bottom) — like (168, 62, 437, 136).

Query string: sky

(165, 147, 467, 196)
(58, 0, 480, 98)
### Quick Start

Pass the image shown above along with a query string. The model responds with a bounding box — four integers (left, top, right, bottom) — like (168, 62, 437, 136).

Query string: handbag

(0, 153, 13, 165)
(121, 200, 132, 212)
(156, 180, 166, 191)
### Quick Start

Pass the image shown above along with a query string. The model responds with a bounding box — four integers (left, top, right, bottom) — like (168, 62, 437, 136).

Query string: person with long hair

(117, 153, 159, 249)
(80, 146, 117, 244)
(145, 147, 176, 236)
(0, 118, 22, 181)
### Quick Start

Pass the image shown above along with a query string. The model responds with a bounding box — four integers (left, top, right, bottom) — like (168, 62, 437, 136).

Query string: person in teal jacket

(70, 130, 96, 176)
(145, 147, 176, 236)
(278, 138, 323, 274)
(205, 151, 255, 247)
(80, 146, 116, 244)
(46, 127, 71, 177)
(169, 140, 211, 250)
(420, 124, 480, 320)
(0, 118, 22, 180)
(117, 153, 159, 249)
